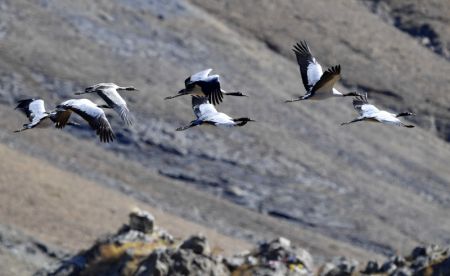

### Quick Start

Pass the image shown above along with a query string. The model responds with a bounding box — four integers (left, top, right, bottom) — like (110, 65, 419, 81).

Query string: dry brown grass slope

(0, 0, 449, 267)
(0, 142, 250, 255)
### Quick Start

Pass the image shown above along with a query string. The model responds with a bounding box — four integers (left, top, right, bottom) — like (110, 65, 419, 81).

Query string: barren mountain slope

(190, 0, 450, 140)
(0, 0, 449, 267)
(362, 0, 450, 60)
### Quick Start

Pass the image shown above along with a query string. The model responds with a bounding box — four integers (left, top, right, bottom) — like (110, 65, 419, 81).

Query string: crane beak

(164, 89, 188, 100)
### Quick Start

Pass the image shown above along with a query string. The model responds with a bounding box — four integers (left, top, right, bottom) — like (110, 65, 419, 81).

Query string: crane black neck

(396, 112, 414, 117)
(233, 117, 254, 126)
(225, 91, 247, 97)
(117, 86, 138, 91)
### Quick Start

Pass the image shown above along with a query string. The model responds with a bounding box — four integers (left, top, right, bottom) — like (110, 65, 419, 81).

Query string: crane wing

(84, 83, 115, 93)
(309, 65, 341, 96)
(53, 109, 73, 129)
(97, 88, 134, 125)
(353, 93, 380, 117)
(197, 78, 223, 105)
(186, 69, 213, 85)
(292, 41, 323, 93)
(15, 98, 46, 121)
(56, 99, 115, 143)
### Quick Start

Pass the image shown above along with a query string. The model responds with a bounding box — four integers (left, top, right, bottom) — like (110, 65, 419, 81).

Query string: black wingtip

(327, 64, 341, 74)
(15, 98, 36, 109)
(292, 40, 310, 54)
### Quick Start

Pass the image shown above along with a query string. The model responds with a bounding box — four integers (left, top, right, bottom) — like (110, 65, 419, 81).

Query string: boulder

(179, 234, 211, 255)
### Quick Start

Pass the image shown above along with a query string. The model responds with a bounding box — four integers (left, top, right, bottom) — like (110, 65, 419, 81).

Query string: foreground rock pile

(40, 209, 450, 276)
(359, 245, 450, 276)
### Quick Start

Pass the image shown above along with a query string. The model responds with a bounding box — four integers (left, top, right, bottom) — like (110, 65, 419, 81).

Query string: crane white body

(176, 96, 253, 131)
(341, 93, 415, 128)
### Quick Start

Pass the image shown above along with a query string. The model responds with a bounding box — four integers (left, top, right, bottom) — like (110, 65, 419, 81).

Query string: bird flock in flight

(14, 41, 415, 142)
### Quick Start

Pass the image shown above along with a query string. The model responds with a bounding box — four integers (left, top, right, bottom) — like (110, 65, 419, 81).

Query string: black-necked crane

(54, 99, 116, 142)
(341, 92, 415, 128)
(14, 98, 79, 132)
(165, 69, 247, 105)
(75, 83, 138, 125)
(285, 41, 359, 102)
(176, 96, 254, 131)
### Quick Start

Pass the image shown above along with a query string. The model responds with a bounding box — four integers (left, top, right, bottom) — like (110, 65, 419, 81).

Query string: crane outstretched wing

(309, 65, 341, 96)
(186, 69, 213, 86)
(15, 98, 46, 121)
(293, 41, 323, 92)
(55, 99, 115, 143)
(198, 79, 223, 105)
(97, 88, 134, 125)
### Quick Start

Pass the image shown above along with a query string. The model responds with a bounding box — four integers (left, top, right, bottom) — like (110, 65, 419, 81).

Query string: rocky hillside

(362, 0, 450, 60)
(38, 209, 450, 276)
(0, 0, 450, 273)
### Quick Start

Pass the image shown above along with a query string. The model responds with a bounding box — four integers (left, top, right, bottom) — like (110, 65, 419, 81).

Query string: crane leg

(176, 120, 201, 131)
(285, 97, 305, 103)
(14, 125, 29, 132)
(341, 118, 364, 126)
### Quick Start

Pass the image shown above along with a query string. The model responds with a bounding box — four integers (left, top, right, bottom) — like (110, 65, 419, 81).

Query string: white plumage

(306, 57, 323, 90)
(189, 69, 214, 83)
(28, 99, 47, 117)
(59, 99, 104, 117)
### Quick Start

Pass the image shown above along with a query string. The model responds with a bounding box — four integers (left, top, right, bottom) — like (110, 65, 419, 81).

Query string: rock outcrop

(359, 245, 450, 276)
(41, 209, 450, 276)
(42, 209, 314, 276)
